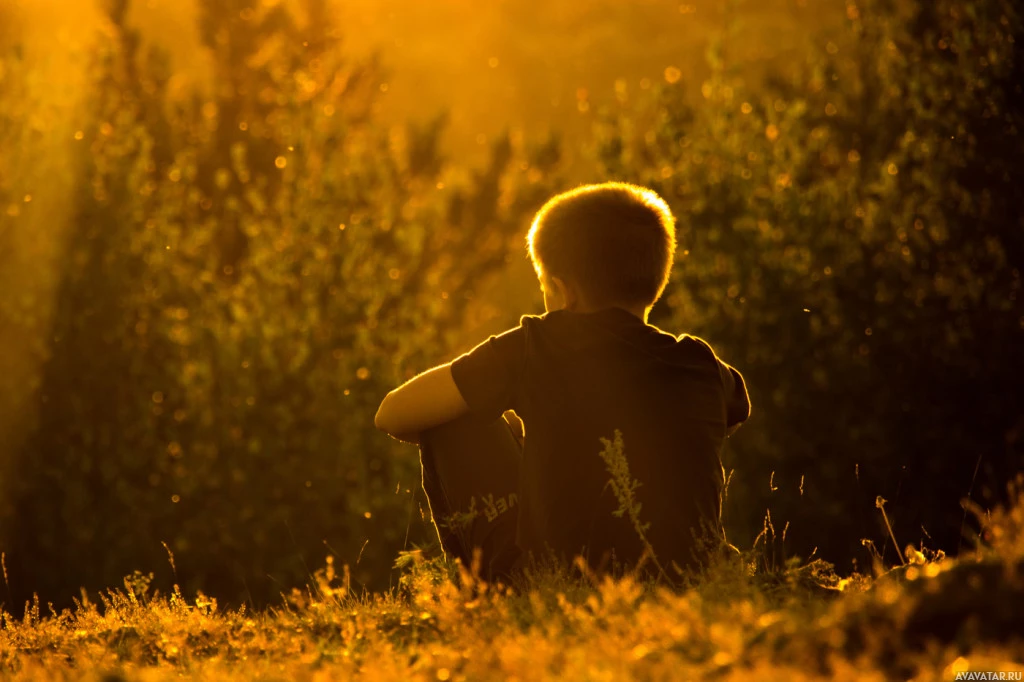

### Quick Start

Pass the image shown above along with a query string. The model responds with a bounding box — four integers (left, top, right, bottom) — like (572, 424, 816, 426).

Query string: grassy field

(2, 494, 1023, 681)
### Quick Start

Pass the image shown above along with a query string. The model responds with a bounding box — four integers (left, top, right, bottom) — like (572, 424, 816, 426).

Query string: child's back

(452, 306, 748, 574)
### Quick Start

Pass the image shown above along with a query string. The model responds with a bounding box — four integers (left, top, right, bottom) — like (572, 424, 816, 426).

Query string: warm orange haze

(0, 0, 1023, 678)
(0, 0, 843, 493)
(1, 0, 845, 151)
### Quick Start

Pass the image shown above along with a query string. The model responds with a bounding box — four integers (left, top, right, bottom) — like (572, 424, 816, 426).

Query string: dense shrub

(0, 0, 559, 607)
(588, 0, 1023, 569)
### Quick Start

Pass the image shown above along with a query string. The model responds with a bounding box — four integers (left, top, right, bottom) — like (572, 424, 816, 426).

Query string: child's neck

(571, 303, 649, 323)
(619, 305, 650, 323)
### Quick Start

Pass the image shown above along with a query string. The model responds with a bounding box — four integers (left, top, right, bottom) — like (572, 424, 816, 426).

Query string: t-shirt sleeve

(719, 360, 751, 428)
(683, 335, 751, 429)
(449, 324, 527, 421)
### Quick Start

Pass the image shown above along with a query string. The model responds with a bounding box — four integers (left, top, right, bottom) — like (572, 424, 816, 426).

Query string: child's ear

(552, 276, 578, 311)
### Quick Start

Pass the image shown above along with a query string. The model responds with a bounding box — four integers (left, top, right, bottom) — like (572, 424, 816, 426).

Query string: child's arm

(721, 361, 750, 436)
(374, 363, 470, 443)
(377, 324, 527, 443)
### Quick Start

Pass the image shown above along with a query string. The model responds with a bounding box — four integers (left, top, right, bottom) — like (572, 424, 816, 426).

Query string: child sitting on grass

(375, 182, 750, 582)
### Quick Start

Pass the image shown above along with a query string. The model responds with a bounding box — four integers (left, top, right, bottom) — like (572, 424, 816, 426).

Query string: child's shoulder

(674, 332, 727, 363)
(512, 309, 579, 333)
(675, 331, 714, 351)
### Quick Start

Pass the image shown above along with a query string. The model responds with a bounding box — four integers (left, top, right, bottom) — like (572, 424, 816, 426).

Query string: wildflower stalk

(875, 496, 905, 566)
(598, 430, 667, 581)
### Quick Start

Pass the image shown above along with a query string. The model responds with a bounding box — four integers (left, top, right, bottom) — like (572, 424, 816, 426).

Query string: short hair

(527, 182, 676, 309)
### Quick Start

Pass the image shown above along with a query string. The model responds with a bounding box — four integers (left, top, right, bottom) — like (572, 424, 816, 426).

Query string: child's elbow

(375, 393, 396, 434)
(375, 395, 419, 443)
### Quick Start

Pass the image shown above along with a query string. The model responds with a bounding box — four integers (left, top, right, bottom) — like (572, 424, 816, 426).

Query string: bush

(0, 0, 559, 607)
(588, 0, 1024, 569)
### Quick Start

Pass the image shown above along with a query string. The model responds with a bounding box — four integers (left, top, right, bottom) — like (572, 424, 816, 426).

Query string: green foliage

(588, 0, 1024, 568)
(0, 0, 559, 607)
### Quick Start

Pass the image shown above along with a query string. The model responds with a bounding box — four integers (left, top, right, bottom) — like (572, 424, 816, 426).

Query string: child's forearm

(374, 363, 470, 438)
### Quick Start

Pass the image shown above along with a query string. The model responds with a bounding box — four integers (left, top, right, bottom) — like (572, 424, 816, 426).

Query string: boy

(375, 182, 750, 582)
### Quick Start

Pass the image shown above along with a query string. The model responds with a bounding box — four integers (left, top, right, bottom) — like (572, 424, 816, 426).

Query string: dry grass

(3, 487, 1024, 681)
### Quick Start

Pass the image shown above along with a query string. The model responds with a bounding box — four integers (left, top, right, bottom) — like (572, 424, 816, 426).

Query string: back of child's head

(527, 182, 676, 310)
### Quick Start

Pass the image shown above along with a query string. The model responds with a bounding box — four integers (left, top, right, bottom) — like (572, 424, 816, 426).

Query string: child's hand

(503, 410, 525, 447)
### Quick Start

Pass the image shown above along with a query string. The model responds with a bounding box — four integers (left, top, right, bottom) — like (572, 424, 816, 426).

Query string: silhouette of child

(376, 182, 749, 582)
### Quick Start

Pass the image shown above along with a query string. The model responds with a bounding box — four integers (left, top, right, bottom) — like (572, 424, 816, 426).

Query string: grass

(2, 484, 1024, 681)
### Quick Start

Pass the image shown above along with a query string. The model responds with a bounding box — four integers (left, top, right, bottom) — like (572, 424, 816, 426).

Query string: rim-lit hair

(527, 182, 677, 309)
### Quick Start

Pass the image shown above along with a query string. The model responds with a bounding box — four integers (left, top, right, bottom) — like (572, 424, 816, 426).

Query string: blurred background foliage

(588, 0, 1023, 569)
(0, 0, 1021, 607)
(0, 0, 562, 606)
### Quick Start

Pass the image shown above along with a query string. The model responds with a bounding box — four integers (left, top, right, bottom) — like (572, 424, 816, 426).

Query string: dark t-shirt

(450, 307, 750, 574)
